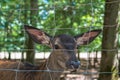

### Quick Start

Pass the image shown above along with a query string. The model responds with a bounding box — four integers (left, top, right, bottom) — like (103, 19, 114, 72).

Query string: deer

(0, 25, 101, 80)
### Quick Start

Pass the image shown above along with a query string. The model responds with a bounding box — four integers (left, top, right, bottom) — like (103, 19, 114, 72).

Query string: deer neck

(47, 50, 66, 71)
(39, 50, 65, 80)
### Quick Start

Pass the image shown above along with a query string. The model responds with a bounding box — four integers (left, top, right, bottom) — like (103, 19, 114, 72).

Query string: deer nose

(70, 61, 80, 69)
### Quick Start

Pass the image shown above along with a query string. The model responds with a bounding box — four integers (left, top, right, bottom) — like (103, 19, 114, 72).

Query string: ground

(36, 58, 100, 80)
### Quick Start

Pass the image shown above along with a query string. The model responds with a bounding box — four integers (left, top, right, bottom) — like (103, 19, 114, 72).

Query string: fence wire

(0, 0, 120, 80)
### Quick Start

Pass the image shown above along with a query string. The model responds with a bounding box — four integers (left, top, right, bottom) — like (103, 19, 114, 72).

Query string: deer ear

(24, 25, 51, 46)
(74, 29, 101, 45)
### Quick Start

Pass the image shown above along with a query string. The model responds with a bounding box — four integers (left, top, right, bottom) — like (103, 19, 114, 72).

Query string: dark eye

(55, 45, 59, 49)
(77, 46, 79, 49)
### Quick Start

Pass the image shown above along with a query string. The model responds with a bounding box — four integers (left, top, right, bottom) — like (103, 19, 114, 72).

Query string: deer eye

(54, 45, 59, 49)
(76, 46, 79, 49)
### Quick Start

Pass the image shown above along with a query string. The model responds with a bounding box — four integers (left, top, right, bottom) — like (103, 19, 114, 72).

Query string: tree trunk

(26, 0, 38, 64)
(5, 22, 11, 60)
(99, 0, 120, 80)
(93, 51, 98, 68)
(8, 52, 11, 60)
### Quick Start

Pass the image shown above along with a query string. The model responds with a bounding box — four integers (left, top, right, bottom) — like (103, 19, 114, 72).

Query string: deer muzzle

(70, 61, 80, 69)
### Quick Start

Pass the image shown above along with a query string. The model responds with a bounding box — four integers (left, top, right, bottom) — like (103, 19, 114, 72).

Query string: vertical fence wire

(0, 0, 120, 80)
(85, 0, 95, 80)
(15, 0, 23, 80)
(45, 0, 57, 80)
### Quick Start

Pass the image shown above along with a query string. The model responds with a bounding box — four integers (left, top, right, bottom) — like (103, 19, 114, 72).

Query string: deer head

(24, 25, 101, 70)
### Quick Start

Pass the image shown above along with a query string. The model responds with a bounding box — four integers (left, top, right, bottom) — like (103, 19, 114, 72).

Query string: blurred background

(0, 0, 120, 80)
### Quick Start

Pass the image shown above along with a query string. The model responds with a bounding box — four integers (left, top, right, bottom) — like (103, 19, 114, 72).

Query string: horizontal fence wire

(0, 0, 120, 80)
(0, 0, 119, 11)
(0, 25, 119, 32)
(0, 49, 120, 52)
(0, 68, 120, 75)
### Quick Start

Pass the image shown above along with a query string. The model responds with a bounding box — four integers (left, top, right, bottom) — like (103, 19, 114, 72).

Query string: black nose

(70, 61, 80, 69)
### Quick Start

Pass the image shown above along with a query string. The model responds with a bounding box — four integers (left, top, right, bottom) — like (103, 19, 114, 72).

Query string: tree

(99, 0, 120, 80)
(0, 0, 106, 67)
(0, 0, 104, 55)
(26, 0, 38, 64)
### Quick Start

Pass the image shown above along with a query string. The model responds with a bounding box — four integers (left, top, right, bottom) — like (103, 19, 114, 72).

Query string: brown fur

(0, 52, 64, 80)
(0, 60, 41, 80)
(0, 26, 101, 80)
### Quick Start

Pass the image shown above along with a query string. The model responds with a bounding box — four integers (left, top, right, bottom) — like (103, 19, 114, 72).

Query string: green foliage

(0, 0, 105, 52)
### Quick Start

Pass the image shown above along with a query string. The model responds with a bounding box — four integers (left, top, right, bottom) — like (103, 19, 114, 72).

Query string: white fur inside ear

(37, 33, 50, 44)
(75, 30, 101, 45)
(76, 36, 89, 45)
(54, 38, 60, 45)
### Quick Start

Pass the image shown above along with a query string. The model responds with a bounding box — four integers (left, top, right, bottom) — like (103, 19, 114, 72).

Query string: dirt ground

(63, 68, 99, 80)
(36, 58, 100, 80)
(61, 59, 100, 80)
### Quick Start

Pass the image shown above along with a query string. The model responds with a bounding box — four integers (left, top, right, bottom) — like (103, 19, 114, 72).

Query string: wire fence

(0, 50, 120, 80)
(0, 0, 120, 80)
